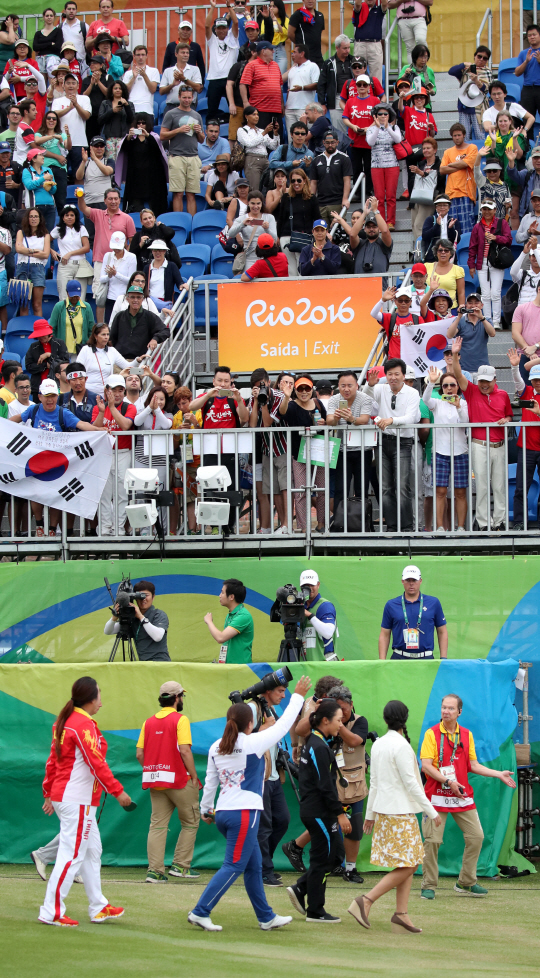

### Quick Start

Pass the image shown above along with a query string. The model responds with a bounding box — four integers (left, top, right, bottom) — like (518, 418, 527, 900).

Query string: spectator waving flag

(400, 321, 449, 378)
(0, 420, 112, 519)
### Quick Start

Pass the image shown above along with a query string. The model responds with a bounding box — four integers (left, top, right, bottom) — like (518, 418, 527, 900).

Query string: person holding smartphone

(228, 189, 278, 269)
(422, 365, 470, 533)
(189, 366, 249, 533)
(326, 370, 373, 513)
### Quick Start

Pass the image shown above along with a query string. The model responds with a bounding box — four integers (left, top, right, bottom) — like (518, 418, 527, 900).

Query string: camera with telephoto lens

(276, 746, 299, 780)
(257, 381, 268, 406)
(270, 584, 310, 626)
(229, 666, 293, 705)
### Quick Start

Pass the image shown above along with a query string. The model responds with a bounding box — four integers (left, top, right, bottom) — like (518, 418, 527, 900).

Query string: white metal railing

(477, 8, 494, 63)
(2, 418, 538, 555)
(144, 277, 194, 391)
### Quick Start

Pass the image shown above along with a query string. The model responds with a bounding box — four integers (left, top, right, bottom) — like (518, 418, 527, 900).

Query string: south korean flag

(400, 320, 449, 378)
(0, 419, 112, 518)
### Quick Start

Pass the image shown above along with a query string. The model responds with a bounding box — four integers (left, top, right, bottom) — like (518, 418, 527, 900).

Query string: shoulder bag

(488, 219, 514, 270)
(394, 138, 413, 161)
(232, 225, 258, 274)
(287, 197, 314, 253)
(8, 235, 33, 306)
(230, 136, 246, 173)
(410, 167, 438, 206)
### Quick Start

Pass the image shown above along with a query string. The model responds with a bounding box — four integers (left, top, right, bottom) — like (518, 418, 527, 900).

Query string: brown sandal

(348, 895, 372, 929)
(390, 911, 422, 934)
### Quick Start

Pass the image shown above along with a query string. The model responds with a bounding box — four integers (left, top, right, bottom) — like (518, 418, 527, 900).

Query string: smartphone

(216, 388, 232, 397)
(520, 399, 537, 408)
(249, 219, 264, 226)
(132, 128, 142, 135)
(441, 394, 456, 402)
(339, 399, 348, 411)
(130, 364, 142, 375)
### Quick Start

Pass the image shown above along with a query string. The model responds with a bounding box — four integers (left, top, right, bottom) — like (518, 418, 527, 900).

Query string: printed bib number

(218, 644, 228, 663)
(404, 628, 419, 649)
(303, 625, 316, 648)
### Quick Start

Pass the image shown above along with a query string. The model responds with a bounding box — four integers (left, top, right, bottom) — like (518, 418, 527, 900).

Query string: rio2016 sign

(217, 277, 382, 370)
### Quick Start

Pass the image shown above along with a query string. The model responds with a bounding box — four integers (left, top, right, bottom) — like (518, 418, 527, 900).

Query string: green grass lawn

(1, 867, 539, 978)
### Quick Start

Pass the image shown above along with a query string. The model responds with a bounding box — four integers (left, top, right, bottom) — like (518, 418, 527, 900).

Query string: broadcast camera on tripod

(104, 574, 141, 661)
(229, 666, 300, 800)
(270, 584, 310, 662)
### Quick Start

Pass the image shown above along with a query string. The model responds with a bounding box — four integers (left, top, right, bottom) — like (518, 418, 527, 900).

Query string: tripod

(277, 623, 306, 662)
(108, 628, 138, 662)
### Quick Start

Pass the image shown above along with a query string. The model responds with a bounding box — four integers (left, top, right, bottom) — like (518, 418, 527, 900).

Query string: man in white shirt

(283, 44, 320, 137)
(8, 373, 34, 417)
(516, 191, 540, 244)
(52, 73, 91, 178)
(124, 45, 161, 127)
(205, 0, 239, 122)
(160, 42, 203, 108)
(61, 1, 88, 71)
(365, 357, 420, 532)
(482, 80, 535, 134)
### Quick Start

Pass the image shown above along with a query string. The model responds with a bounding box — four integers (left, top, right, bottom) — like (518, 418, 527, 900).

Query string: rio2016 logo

(245, 296, 355, 328)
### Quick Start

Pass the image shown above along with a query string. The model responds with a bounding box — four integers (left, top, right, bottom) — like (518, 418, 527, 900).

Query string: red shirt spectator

(517, 384, 540, 451)
(463, 382, 513, 442)
(240, 55, 283, 114)
(340, 76, 383, 102)
(30, 92, 48, 132)
(402, 105, 437, 146)
(379, 311, 425, 359)
(62, 52, 83, 93)
(3, 55, 40, 98)
(244, 253, 289, 279)
(86, 17, 129, 55)
(342, 93, 380, 149)
(91, 400, 136, 448)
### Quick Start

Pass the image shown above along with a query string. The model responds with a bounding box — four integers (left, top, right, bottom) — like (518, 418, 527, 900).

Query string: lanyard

(439, 726, 460, 767)
(401, 593, 423, 631)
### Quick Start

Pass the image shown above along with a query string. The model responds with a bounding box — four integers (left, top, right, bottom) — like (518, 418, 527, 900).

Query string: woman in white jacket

(134, 386, 173, 493)
(348, 700, 440, 935)
(189, 675, 311, 933)
(423, 365, 470, 533)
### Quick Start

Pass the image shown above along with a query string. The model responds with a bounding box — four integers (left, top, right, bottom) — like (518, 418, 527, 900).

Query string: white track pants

(39, 802, 107, 922)
(36, 833, 61, 864)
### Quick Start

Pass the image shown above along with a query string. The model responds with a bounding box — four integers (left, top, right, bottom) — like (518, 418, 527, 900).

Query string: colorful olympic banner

(217, 276, 383, 371)
(0, 419, 112, 518)
(400, 320, 449, 377)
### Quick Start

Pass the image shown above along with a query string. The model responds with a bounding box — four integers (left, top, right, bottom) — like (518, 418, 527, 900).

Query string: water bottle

(313, 408, 321, 426)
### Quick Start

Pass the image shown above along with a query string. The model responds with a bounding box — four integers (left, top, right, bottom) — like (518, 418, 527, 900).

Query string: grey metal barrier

(1, 419, 539, 557)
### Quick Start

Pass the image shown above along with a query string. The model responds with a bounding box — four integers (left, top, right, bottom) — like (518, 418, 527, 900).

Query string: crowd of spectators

(2, 5, 540, 537)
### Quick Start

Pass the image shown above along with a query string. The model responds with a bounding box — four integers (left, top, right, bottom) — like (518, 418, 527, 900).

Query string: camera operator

(204, 578, 254, 663)
(248, 674, 292, 887)
(299, 568, 339, 661)
(104, 580, 171, 661)
(282, 674, 344, 872)
(248, 367, 286, 535)
(136, 681, 200, 883)
(326, 684, 368, 883)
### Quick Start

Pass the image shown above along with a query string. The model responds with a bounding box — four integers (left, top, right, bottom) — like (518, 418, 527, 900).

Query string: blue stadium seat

(6, 315, 37, 336)
(43, 280, 59, 298)
(5, 317, 36, 361)
(41, 297, 58, 319)
(177, 244, 211, 277)
(504, 83, 523, 103)
(191, 211, 228, 248)
(130, 213, 143, 231)
(220, 123, 229, 138)
(197, 96, 208, 114)
(193, 275, 228, 330)
(508, 462, 540, 521)
(2, 350, 21, 363)
(156, 212, 192, 245)
(497, 58, 521, 91)
(210, 243, 234, 278)
(65, 185, 78, 201)
(219, 97, 229, 115)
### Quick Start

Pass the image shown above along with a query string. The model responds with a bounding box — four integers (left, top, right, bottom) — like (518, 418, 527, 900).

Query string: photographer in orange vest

(136, 681, 201, 883)
(419, 693, 516, 900)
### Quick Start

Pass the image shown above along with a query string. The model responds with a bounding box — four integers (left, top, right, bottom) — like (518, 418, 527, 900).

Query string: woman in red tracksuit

(39, 676, 132, 927)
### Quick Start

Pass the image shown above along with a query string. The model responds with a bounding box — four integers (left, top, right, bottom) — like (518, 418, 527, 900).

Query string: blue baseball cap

(313, 219, 328, 229)
(0, 141, 10, 153)
(256, 40, 273, 51)
(529, 366, 540, 379)
(66, 279, 81, 296)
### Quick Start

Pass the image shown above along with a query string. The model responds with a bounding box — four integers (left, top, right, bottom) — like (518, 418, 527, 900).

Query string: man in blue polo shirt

(299, 568, 339, 661)
(515, 23, 540, 120)
(378, 564, 448, 660)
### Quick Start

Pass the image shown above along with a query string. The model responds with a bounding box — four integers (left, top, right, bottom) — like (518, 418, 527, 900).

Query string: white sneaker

(188, 912, 222, 931)
(436, 526, 446, 534)
(257, 527, 271, 534)
(31, 851, 47, 881)
(274, 525, 289, 534)
(74, 875, 84, 884)
(456, 526, 466, 533)
(259, 914, 293, 930)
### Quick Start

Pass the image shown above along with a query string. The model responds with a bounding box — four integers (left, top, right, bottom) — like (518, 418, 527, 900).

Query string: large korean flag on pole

(400, 320, 450, 378)
(0, 419, 112, 518)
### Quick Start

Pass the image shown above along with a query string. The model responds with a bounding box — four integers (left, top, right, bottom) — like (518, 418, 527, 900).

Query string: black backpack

(29, 403, 68, 431)
(385, 312, 419, 352)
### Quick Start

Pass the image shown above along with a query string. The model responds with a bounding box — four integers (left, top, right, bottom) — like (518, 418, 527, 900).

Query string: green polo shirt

(222, 603, 254, 664)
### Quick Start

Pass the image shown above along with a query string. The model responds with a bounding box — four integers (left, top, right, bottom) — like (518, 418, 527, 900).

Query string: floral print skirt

(370, 812, 425, 868)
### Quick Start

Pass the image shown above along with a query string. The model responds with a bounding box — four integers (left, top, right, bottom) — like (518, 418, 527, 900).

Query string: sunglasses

(442, 384, 457, 390)
(475, 53, 489, 60)
(291, 178, 304, 184)
(296, 385, 312, 393)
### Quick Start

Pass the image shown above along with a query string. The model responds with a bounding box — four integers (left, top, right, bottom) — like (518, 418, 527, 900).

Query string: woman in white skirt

(348, 700, 440, 934)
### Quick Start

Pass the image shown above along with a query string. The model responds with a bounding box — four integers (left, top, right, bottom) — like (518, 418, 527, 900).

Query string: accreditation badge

(440, 764, 457, 783)
(218, 644, 228, 663)
(403, 628, 420, 649)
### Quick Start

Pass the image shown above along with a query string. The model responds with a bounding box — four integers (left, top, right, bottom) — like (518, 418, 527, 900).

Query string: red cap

(257, 233, 275, 250)
(245, 20, 258, 29)
(28, 318, 53, 338)
(411, 262, 427, 274)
